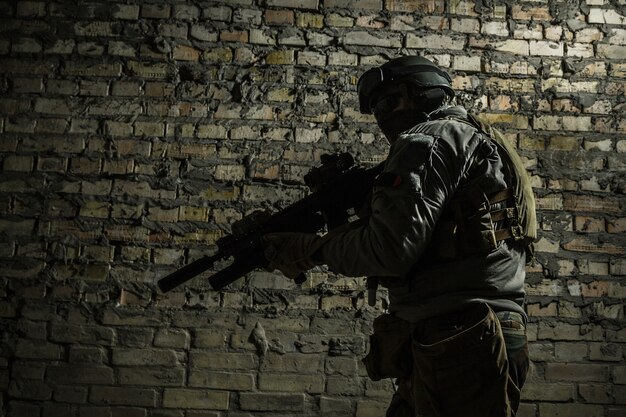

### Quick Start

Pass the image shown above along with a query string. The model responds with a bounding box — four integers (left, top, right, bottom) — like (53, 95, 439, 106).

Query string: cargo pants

(385, 303, 529, 417)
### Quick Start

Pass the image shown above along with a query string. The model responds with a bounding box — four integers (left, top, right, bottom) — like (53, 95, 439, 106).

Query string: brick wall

(0, 0, 625, 416)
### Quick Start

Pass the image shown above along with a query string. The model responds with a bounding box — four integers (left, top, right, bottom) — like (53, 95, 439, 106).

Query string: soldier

(263, 56, 536, 417)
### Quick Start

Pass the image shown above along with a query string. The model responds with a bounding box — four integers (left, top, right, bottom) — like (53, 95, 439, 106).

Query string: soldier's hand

(262, 233, 322, 280)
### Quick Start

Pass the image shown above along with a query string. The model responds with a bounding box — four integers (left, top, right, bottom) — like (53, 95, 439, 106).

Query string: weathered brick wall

(0, 0, 625, 416)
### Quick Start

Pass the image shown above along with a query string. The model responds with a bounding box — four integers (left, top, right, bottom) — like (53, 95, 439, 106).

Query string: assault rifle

(157, 153, 384, 292)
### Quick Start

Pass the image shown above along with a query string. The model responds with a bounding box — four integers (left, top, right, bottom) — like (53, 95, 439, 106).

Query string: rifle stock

(157, 156, 384, 292)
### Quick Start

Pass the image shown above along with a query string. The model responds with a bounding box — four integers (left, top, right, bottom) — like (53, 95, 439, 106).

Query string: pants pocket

(411, 303, 511, 417)
(362, 314, 413, 381)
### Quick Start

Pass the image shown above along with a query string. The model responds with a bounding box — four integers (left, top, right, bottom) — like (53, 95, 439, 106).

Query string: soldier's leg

(385, 391, 414, 417)
(410, 303, 511, 417)
(385, 377, 437, 417)
(497, 311, 530, 415)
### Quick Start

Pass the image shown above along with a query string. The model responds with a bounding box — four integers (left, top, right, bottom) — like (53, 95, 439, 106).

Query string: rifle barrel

(157, 254, 220, 293)
(208, 249, 266, 290)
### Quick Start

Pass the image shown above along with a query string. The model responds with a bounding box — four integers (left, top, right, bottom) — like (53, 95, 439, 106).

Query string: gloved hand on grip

(262, 233, 324, 280)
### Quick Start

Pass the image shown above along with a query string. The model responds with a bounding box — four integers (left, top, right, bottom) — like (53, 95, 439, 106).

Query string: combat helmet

(357, 56, 455, 115)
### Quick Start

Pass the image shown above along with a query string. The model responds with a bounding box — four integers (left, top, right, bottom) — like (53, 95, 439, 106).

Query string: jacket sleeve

(317, 132, 475, 278)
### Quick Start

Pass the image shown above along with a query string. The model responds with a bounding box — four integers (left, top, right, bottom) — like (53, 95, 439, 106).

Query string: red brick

(385, 0, 444, 13)
(562, 237, 624, 255)
(220, 30, 249, 43)
(546, 363, 609, 382)
(574, 216, 606, 232)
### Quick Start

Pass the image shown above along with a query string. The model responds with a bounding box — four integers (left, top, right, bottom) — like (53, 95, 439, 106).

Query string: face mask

(374, 87, 449, 143)
(372, 93, 402, 120)
(377, 109, 426, 143)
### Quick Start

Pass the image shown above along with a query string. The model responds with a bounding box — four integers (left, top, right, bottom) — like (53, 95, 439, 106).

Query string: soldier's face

(372, 83, 413, 113)
(372, 87, 418, 143)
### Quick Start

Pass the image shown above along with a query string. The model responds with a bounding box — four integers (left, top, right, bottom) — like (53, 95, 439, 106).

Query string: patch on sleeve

(374, 172, 403, 188)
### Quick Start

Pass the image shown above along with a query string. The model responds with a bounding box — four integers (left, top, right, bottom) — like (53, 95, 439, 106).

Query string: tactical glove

(262, 232, 323, 280)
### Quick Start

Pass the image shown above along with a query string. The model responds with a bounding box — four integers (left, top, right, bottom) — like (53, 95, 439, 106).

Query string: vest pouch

(362, 314, 413, 381)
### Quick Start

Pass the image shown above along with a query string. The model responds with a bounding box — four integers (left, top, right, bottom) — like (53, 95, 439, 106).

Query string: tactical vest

(472, 114, 537, 245)
(425, 114, 537, 263)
